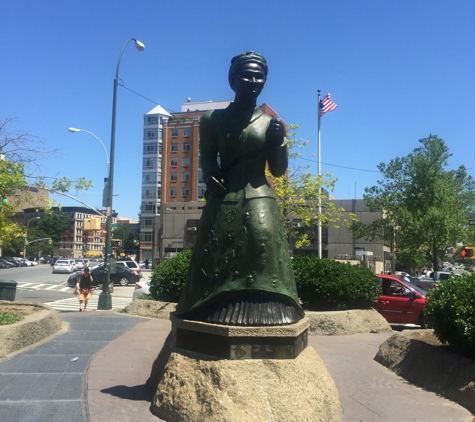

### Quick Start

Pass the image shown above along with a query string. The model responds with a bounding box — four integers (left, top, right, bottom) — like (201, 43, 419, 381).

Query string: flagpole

(317, 89, 322, 259)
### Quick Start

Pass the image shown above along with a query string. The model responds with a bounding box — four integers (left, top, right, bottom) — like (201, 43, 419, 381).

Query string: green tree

(0, 159, 27, 246)
(26, 210, 70, 257)
(0, 118, 94, 256)
(350, 135, 475, 272)
(111, 225, 137, 256)
(266, 124, 355, 250)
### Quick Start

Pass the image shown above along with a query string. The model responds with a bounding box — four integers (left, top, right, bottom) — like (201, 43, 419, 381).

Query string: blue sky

(2, 1, 474, 218)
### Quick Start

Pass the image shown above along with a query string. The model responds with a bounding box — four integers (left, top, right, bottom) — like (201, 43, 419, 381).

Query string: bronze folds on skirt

(176, 195, 304, 325)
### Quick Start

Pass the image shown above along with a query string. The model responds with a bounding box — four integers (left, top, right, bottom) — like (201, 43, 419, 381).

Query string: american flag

(319, 93, 337, 116)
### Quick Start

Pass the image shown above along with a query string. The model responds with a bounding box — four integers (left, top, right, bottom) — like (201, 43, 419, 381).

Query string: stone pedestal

(148, 314, 342, 422)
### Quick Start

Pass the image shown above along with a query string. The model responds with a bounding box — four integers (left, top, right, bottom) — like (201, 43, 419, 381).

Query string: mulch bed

(0, 304, 43, 318)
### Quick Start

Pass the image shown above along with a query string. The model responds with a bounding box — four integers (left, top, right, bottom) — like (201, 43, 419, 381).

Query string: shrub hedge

(292, 255, 381, 310)
(424, 273, 475, 358)
(149, 249, 191, 302)
(149, 250, 381, 311)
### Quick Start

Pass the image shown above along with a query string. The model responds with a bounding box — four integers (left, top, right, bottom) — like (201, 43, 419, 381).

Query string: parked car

(0, 259, 14, 268)
(410, 271, 459, 291)
(53, 259, 75, 273)
(373, 274, 428, 328)
(67, 264, 140, 287)
(116, 258, 142, 277)
(132, 279, 151, 300)
(74, 259, 89, 270)
(21, 259, 34, 266)
(0, 261, 11, 269)
(1, 257, 21, 267)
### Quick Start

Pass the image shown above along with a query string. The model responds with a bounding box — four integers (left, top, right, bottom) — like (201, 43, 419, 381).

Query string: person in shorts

(77, 267, 93, 311)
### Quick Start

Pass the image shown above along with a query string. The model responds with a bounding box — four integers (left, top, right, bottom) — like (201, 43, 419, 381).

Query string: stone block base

(172, 313, 309, 360)
(148, 317, 342, 422)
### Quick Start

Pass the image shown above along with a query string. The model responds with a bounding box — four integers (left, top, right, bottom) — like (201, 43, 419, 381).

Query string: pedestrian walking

(77, 267, 93, 311)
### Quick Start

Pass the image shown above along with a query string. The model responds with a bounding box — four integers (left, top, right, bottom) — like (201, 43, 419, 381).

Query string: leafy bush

(149, 249, 191, 302)
(292, 255, 381, 310)
(424, 273, 475, 357)
(0, 312, 22, 325)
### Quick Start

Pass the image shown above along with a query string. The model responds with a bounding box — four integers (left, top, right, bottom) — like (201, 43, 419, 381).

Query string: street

(0, 264, 137, 311)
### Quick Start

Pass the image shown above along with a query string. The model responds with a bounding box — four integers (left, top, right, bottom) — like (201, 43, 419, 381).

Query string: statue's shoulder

(200, 108, 229, 129)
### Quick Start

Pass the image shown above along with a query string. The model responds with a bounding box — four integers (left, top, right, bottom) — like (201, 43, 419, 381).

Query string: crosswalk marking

(45, 296, 132, 311)
(17, 282, 70, 292)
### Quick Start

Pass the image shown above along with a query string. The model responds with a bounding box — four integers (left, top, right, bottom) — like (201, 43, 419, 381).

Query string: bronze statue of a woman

(175, 51, 304, 325)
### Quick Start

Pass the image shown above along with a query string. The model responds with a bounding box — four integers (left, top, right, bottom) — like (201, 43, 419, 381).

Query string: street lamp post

(98, 37, 145, 311)
(68, 128, 110, 169)
(24, 217, 41, 258)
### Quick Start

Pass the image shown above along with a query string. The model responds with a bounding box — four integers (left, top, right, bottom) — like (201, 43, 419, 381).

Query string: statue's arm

(200, 112, 227, 195)
(200, 112, 219, 176)
(266, 117, 288, 177)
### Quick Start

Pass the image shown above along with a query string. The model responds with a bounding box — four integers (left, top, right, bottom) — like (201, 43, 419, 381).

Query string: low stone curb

(122, 299, 392, 335)
(375, 332, 475, 415)
(0, 300, 62, 358)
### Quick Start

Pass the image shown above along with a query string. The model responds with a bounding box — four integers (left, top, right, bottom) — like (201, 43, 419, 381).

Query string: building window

(171, 142, 178, 152)
(183, 127, 191, 137)
(198, 186, 206, 199)
(170, 187, 177, 197)
(141, 217, 153, 228)
(146, 115, 158, 125)
(183, 141, 191, 152)
(157, 187, 161, 198)
(140, 232, 152, 242)
(143, 142, 158, 155)
(143, 172, 157, 184)
(142, 188, 155, 199)
(182, 171, 190, 182)
(182, 156, 190, 167)
(198, 169, 203, 182)
(170, 157, 178, 167)
(182, 186, 189, 196)
(142, 202, 156, 213)
(144, 129, 157, 140)
(170, 172, 177, 182)
(171, 127, 178, 138)
(143, 158, 156, 169)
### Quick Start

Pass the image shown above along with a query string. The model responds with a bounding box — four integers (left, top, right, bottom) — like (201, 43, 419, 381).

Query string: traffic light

(461, 248, 474, 258)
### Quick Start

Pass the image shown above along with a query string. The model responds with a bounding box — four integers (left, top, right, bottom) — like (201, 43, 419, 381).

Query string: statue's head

(228, 51, 268, 98)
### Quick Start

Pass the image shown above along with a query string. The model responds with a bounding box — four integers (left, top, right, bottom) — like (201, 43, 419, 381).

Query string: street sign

(111, 223, 119, 228)
(469, 220, 475, 226)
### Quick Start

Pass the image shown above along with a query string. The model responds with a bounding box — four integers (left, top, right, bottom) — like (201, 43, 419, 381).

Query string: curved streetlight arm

(115, 38, 145, 79)
(68, 128, 109, 169)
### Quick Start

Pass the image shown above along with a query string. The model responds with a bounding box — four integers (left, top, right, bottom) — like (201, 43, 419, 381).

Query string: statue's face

(233, 62, 266, 99)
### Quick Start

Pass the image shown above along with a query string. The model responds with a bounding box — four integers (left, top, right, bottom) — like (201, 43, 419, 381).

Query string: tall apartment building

(139, 100, 230, 262)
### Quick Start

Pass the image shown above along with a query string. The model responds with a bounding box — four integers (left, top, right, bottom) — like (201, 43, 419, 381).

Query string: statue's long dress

(175, 103, 304, 325)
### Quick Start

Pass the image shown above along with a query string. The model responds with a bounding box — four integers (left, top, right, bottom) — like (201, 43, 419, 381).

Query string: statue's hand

(266, 117, 285, 147)
(205, 171, 227, 195)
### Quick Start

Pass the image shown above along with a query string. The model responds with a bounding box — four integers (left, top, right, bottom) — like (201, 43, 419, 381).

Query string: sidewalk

(1, 311, 473, 422)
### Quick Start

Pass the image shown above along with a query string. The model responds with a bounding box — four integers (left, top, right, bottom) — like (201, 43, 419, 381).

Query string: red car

(373, 274, 428, 328)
